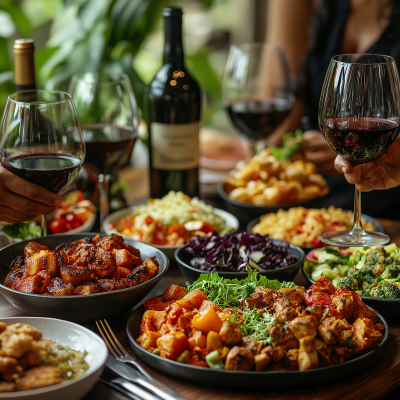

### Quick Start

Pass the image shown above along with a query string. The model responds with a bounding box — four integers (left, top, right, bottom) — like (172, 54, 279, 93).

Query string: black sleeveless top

(303, 0, 400, 220)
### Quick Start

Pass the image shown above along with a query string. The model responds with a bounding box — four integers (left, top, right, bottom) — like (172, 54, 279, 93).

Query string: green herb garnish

(186, 268, 295, 343)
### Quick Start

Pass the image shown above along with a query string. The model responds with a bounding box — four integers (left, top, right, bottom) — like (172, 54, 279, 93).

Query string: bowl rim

(0, 316, 107, 398)
(102, 206, 240, 250)
(174, 238, 305, 275)
(0, 232, 169, 299)
(217, 182, 329, 210)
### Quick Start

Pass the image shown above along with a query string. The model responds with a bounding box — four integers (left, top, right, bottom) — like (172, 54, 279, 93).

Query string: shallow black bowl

(246, 214, 386, 254)
(127, 304, 388, 388)
(0, 233, 169, 322)
(174, 239, 305, 283)
(217, 182, 327, 224)
(301, 262, 400, 317)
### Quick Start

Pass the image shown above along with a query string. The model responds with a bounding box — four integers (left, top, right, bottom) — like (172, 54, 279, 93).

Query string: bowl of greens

(302, 243, 400, 316)
(0, 221, 41, 247)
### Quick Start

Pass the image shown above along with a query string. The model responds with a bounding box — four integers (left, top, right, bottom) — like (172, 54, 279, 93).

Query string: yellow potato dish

(251, 206, 377, 248)
(224, 149, 329, 205)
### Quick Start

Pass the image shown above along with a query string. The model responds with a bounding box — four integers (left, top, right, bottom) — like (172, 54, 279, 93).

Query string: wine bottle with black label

(146, 6, 201, 198)
(13, 39, 36, 91)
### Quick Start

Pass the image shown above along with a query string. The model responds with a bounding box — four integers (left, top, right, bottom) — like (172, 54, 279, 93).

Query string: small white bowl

(103, 206, 240, 259)
(48, 202, 97, 236)
(0, 317, 107, 400)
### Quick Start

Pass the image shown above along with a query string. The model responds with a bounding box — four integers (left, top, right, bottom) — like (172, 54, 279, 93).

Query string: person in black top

(265, 0, 400, 219)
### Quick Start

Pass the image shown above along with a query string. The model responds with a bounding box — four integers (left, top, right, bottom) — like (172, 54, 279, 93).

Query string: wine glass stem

(41, 214, 47, 237)
(98, 174, 110, 232)
(350, 185, 364, 235)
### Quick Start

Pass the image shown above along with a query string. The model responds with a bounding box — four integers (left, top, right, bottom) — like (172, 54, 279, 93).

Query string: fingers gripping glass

(319, 54, 400, 246)
(0, 91, 85, 236)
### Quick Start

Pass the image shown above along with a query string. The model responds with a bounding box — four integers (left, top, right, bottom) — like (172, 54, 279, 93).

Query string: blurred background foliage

(0, 0, 257, 131)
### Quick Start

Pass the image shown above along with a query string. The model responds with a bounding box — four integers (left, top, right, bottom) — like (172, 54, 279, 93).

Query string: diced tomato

(311, 237, 324, 247)
(314, 214, 322, 221)
(115, 217, 134, 231)
(332, 221, 345, 227)
(251, 172, 260, 180)
(145, 216, 154, 225)
(200, 224, 214, 234)
(167, 223, 186, 238)
(49, 213, 83, 234)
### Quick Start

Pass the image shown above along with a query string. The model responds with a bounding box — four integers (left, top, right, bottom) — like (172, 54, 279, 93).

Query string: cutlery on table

(98, 372, 159, 400)
(98, 375, 142, 400)
(96, 319, 188, 400)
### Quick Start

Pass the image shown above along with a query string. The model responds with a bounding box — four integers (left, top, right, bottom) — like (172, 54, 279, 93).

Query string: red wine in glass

(3, 154, 82, 194)
(320, 117, 400, 165)
(82, 124, 137, 177)
(225, 99, 292, 142)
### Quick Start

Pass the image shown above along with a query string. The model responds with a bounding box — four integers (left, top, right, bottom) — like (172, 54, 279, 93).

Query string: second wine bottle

(146, 6, 201, 198)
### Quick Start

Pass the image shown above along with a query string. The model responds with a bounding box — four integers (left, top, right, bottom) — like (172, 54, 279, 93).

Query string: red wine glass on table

(319, 53, 400, 246)
(68, 73, 138, 227)
(222, 43, 294, 154)
(0, 90, 85, 236)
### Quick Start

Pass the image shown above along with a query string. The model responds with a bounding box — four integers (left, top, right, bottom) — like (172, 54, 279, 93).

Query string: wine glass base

(321, 230, 390, 247)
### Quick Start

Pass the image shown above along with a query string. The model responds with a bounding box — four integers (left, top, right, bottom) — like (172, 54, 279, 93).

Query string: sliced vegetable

(205, 350, 225, 370)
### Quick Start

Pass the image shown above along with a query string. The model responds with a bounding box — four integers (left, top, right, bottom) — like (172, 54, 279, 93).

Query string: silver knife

(106, 354, 188, 400)
(98, 376, 143, 400)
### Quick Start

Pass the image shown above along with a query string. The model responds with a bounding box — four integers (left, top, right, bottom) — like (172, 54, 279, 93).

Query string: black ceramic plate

(126, 305, 389, 388)
(246, 214, 386, 254)
(174, 239, 305, 283)
(217, 182, 328, 224)
(301, 261, 400, 317)
(0, 233, 169, 322)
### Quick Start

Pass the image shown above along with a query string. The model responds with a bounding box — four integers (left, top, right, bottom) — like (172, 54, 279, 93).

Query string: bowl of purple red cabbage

(174, 230, 305, 283)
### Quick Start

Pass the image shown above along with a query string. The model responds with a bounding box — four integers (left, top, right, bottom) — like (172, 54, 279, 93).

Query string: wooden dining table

(1, 169, 400, 400)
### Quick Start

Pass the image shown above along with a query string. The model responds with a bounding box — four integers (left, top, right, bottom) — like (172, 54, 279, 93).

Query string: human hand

(334, 138, 400, 192)
(0, 162, 63, 223)
(302, 130, 339, 175)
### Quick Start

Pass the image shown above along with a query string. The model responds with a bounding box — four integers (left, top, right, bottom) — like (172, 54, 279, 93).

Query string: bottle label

(150, 121, 199, 170)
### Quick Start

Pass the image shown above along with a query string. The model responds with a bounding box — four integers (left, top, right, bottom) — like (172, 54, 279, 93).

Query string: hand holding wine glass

(0, 91, 85, 235)
(334, 137, 400, 191)
(0, 163, 63, 223)
(319, 53, 400, 246)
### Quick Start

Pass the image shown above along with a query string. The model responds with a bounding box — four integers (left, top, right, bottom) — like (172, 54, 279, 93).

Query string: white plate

(103, 206, 240, 259)
(0, 317, 107, 400)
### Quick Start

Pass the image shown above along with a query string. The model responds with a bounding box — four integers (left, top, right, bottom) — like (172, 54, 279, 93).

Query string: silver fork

(95, 319, 178, 397)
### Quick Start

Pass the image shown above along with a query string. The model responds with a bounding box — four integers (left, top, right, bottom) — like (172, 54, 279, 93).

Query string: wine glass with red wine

(0, 90, 85, 236)
(222, 43, 294, 154)
(319, 53, 400, 246)
(68, 73, 138, 227)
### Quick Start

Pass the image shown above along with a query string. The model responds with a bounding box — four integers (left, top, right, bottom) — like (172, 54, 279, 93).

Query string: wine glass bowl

(0, 90, 85, 235)
(222, 43, 294, 149)
(319, 53, 400, 246)
(68, 73, 139, 226)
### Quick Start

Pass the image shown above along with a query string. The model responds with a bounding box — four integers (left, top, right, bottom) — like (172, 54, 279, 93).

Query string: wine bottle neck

(13, 39, 36, 91)
(163, 13, 184, 67)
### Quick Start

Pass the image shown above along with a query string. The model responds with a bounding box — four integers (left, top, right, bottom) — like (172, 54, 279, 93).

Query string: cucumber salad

(304, 243, 400, 299)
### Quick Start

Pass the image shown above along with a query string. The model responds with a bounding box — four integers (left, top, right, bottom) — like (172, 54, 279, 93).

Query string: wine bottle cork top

(13, 39, 35, 54)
